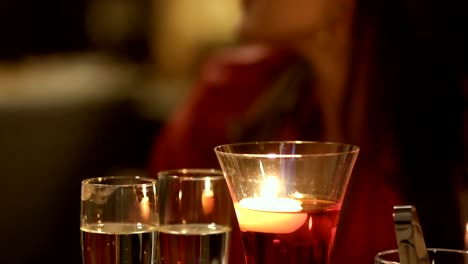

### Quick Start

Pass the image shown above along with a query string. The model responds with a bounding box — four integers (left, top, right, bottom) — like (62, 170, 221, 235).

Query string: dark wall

(0, 0, 152, 61)
(0, 0, 87, 59)
(0, 98, 161, 263)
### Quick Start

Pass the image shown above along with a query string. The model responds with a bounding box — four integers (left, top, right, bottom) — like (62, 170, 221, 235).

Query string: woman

(150, 0, 467, 262)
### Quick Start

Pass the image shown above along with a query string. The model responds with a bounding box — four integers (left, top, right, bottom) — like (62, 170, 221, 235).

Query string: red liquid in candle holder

(238, 199, 340, 264)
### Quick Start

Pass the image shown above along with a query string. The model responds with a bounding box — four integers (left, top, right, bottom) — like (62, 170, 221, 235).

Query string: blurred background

(0, 0, 240, 262)
(0, 0, 467, 263)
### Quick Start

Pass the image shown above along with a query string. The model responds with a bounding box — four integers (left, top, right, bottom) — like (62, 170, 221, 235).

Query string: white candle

(140, 196, 150, 220)
(202, 177, 215, 214)
(140, 185, 150, 220)
(234, 174, 308, 233)
(235, 197, 307, 234)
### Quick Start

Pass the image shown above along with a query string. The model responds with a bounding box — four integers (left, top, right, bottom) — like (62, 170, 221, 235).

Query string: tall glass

(80, 176, 158, 264)
(214, 141, 359, 264)
(157, 169, 233, 264)
(375, 248, 468, 263)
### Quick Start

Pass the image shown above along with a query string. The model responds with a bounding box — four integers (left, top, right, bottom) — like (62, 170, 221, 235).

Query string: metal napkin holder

(393, 205, 430, 264)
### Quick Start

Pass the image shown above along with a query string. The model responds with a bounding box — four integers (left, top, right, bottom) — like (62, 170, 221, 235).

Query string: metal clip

(393, 205, 430, 264)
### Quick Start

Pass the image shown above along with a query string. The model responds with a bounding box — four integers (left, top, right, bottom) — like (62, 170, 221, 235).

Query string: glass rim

(375, 248, 468, 263)
(81, 175, 157, 187)
(157, 168, 224, 181)
(214, 140, 360, 158)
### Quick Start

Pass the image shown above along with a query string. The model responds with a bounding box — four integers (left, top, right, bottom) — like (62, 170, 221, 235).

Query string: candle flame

(204, 177, 211, 192)
(142, 184, 147, 199)
(261, 176, 279, 198)
(308, 216, 313, 230)
(259, 161, 280, 198)
(140, 185, 150, 220)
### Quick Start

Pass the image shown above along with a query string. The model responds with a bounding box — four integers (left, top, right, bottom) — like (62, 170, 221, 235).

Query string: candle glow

(235, 175, 307, 234)
(202, 177, 215, 214)
(140, 185, 150, 220)
(260, 176, 279, 198)
(235, 198, 307, 233)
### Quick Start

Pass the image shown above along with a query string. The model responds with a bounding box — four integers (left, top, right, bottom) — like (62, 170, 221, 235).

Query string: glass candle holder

(215, 141, 359, 264)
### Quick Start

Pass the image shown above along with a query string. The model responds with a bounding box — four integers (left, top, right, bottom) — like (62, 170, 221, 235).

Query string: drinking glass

(157, 169, 233, 264)
(375, 248, 468, 263)
(80, 176, 159, 264)
(214, 141, 359, 264)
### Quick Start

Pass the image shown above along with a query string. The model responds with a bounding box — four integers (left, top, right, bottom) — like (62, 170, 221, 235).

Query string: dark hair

(348, 0, 467, 249)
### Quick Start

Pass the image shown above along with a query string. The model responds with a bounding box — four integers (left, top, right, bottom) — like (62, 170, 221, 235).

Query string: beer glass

(157, 169, 233, 264)
(80, 176, 158, 264)
(214, 141, 359, 264)
(375, 248, 468, 263)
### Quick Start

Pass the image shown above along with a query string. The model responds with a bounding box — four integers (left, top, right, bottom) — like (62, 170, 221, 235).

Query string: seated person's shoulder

(198, 44, 295, 87)
(206, 44, 286, 67)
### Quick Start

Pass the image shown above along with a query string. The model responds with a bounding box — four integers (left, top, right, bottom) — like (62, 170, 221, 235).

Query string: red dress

(150, 45, 402, 263)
